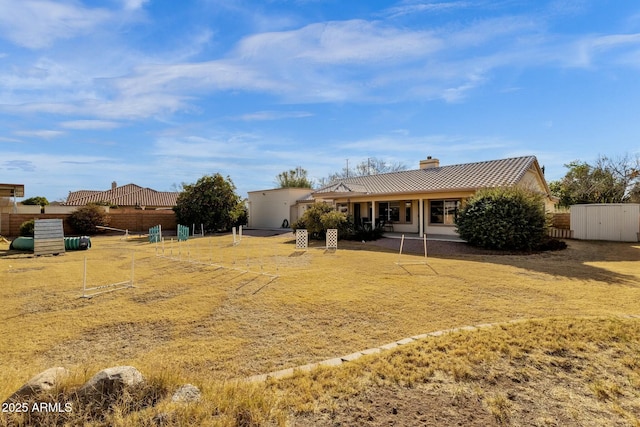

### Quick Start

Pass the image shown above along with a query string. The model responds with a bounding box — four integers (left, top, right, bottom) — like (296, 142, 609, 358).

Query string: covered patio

(0, 183, 25, 236)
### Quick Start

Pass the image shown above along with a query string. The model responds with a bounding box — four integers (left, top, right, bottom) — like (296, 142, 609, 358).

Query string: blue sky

(1, 0, 640, 201)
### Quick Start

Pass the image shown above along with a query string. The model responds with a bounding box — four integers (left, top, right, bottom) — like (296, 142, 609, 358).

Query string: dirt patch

(130, 288, 187, 304)
(289, 318, 640, 427)
(40, 321, 173, 366)
(294, 383, 497, 426)
(6, 266, 45, 273)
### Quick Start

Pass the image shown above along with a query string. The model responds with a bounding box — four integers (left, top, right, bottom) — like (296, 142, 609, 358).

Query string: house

(64, 182, 180, 210)
(249, 155, 554, 237)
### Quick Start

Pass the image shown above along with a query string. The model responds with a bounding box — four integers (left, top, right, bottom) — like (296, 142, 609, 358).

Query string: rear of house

(247, 155, 555, 237)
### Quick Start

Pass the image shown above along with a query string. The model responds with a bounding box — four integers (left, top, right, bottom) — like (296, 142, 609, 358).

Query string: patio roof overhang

(0, 183, 25, 198)
(313, 190, 368, 199)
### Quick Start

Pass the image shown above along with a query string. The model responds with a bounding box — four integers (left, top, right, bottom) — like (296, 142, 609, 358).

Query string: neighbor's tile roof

(313, 156, 539, 196)
(65, 184, 180, 207)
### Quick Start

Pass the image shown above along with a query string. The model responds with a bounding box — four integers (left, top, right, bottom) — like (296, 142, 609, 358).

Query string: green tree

(276, 167, 313, 188)
(22, 196, 49, 206)
(550, 154, 640, 207)
(174, 174, 244, 232)
(455, 187, 547, 251)
(22, 196, 49, 213)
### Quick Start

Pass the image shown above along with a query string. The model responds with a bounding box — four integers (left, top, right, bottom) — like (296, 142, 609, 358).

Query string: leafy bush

(320, 210, 348, 233)
(455, 187, 547, 251)
(19, 219, 35, 237)
(293, 203, 387, 241)
(67, 204, 110, 235)
(292, 203, 349, 239)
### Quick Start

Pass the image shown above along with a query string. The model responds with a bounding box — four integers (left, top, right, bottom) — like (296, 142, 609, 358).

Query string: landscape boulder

(171, 384, 201, 403)
(3, 367, 69, 403)
(78, 366, 144, 402)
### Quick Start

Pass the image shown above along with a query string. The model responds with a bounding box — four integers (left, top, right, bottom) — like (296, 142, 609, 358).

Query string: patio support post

(419, 199, 424, 237)
(371, 200, 376, 228)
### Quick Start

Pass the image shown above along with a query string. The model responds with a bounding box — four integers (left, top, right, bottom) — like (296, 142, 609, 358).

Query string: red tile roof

(65, 184, 180, 207)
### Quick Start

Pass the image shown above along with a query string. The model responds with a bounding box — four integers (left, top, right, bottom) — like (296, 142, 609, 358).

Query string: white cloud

(0, 0, 111, 49)
(235, 110, 313, 121)
(121, 0, 149, 11)
(60, 120, 123, 130)
(384, 1, 472, 18)
(153, 134, 260, 159)
(572, 33, 640, 67)
(3, 6, 640, 122)
(236, 20, 442, 65)
(0, 136, 22, 143)
(14, 130, 65, 139)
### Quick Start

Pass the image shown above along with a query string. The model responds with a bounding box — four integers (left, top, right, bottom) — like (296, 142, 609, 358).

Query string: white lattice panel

(295, 229, 308, 249)
(326, 229, 338, 249)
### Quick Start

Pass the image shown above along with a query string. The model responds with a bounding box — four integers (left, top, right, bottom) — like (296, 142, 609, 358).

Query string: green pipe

(9, 236, 33, 251)
(9, 236, 91, 251)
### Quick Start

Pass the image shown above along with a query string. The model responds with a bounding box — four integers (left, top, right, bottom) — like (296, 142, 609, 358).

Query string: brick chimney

(419, 156, 440, 169)
(111, 181, 117, 190)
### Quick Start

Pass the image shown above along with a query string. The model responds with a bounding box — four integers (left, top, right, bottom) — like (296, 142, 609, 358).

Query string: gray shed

(570, 204, 640, 242)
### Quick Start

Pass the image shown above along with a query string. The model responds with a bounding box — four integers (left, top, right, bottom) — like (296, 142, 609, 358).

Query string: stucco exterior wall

(247, 188, 312, 228)
(519, 168, 556, 211)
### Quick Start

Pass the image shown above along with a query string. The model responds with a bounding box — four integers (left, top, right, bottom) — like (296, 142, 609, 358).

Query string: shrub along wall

(1, 210, 177, 237)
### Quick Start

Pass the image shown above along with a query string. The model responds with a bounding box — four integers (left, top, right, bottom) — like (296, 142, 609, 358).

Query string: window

(430, 200, 460, 225)
(405, 201, 412, 222)
(378, 202, 400, 222)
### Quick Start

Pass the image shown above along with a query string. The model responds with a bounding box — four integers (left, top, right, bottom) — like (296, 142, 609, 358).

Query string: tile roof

(65, 184, 180, 207)
(313, 156, 541, 196)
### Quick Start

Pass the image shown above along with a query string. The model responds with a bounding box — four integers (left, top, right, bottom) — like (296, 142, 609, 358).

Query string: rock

(171, 384, 201, 403)
(78, 366, 144, 401)
(4, 367, 69, 402)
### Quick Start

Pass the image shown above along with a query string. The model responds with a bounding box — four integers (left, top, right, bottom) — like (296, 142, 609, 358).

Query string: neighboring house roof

(65, 183, 180, 207)
(313, 156, 547, 197)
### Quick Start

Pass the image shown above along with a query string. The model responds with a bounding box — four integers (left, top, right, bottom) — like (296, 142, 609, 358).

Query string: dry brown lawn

(1, 232, 639, 426)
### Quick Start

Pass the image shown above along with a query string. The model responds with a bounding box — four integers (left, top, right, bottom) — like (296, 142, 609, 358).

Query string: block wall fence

(2, 211, 571, 238)
(0, 210, 177, 237)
